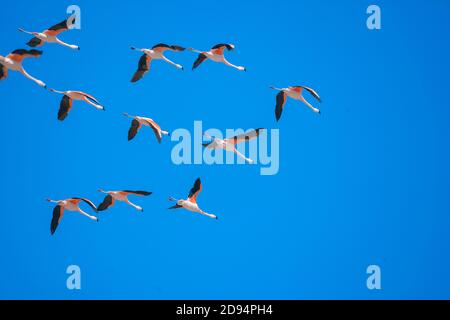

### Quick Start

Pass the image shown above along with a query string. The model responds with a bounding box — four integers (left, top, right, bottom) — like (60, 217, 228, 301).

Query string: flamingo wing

(275, 91, 287, 121)
(152, 43, 185, 52)
(74, 91, 101, 105)
(97, 195, 115, 212)
(225, 128, 265, 145)
(57, 95, 73, 121)
(51, 205, 64, 235)
(44, 16, 76, 36)
(0, 63, 8, 81)
(128, 119, 141, 141)
(7, 49, 43, 62)
(131, 54, 151, 82)
(27, 37, 44, 48)
(188, 178, 202, 203)
(143, 119, 162, 143)
(122, 191, 152, 196)
(211, 43, 234, 54)
(297, 85, 321, 102)
(73, 197, 98, 212)
(192, 53, 207, 70)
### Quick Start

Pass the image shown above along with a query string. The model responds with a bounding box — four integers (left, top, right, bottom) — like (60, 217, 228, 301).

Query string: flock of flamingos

(0, 16, 322, 235)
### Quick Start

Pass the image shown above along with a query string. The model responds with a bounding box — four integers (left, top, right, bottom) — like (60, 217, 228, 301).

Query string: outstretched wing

(297, 85, 321, 102)
(74, 91, 101, 105)
(211, 43, 234, 53)
(51, 205, 64, 235)
(7, 49, 43, 62)
(44, 16, 76, 36)
(122, 191, 152, 196)
(275, 91, 287, 122)
(131, 54, 151, 82)
(27, 37, 44, 48)
(0, 63, 8, 81)
(128, 119, 141, 141)
(73, 198, 98, 212)
(192, 53, 207, 70)
(152, 43, 185, 52)
(143, 119, 162, 143)
(225, 128, 265, 145)
(97, 195, 115, 212)
(188, 178, 202, 203)
(57, 95, 73, 121)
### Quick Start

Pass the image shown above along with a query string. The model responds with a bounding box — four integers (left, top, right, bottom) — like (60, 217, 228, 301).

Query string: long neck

(50, 89, 66, 94)
(188, 48, 203, 54)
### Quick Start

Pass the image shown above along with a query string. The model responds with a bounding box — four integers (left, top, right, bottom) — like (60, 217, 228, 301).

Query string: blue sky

(1, 0, 450, 299)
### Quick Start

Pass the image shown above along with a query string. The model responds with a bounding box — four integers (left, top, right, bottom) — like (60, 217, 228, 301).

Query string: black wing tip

(29, 49, 43, 55)
(97, 205, 108, 212)
(123, 190, 152, 196)
(275, 112, 281, 122)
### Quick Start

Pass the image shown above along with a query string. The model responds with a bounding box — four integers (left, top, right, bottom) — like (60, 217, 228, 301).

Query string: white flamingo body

(176, 199, 217, 220)
(270, 86, 322, 121)
(204, 51, 225, 62)
(19, 16, 79, 50)
(189, 43, 246, 71)
(141, 49, 168, 60)
(130, 44, 185, 82)
(169, 178, 218, 220)
(62, 91, 104, 109)
(203, 129, 264, 164)
(1, 56, 21, 71)
(0, 49, 46, 87)
(49, 89, 105, 121)
(206, 137, 253, 163)
(47, 197, 99, 235)
(97, 190, 152, 212)
(123, 113, 169, 143)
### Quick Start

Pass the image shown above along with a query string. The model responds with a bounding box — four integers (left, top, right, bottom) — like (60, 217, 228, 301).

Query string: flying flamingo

(97, 190, 152, 212)
(48, 89, 105, 121)
(130, 43, 185, 82)
(46, 197, 99, 235)
(123, 113, 169, 143)
(168, 178, 218, 220)
(19, 16, 79, 50)
(188, 44, 246, 71)
(202, 128, 264, 164)
(270, 85, 322, 121)
(0, 49, 46, 87)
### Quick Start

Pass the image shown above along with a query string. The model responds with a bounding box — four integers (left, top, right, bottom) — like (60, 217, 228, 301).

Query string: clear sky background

(1, 0, 450, 299)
